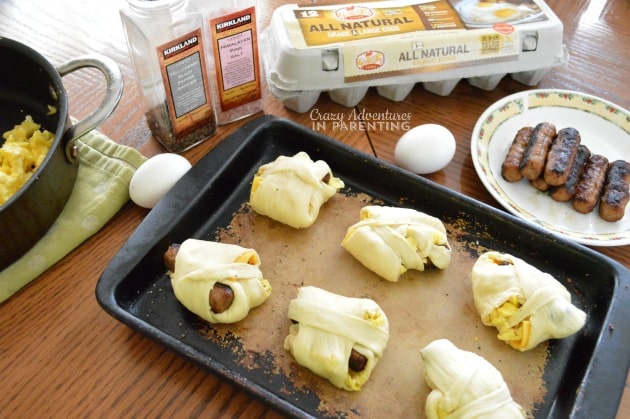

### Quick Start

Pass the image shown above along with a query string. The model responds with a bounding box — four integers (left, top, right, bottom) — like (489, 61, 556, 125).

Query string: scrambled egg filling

(0, 115, 54, 205)
(344, 363, 368, 391)
(229, 251, 271, 295)
(363, 308, 386, 327)
(233, 250, 259, 265)
(486, 295, 531, 350)
(251, 174, 262, 193)
(342, 309, 385, 390)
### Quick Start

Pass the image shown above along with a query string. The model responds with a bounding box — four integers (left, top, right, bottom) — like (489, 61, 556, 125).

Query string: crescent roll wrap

(342, 206, 451, 282)
(169, 239, 271, 324)
(472, 251, 586, 351)
(420, 339, 526, 419)
(249, 152, 344, 228)
(284, 286, 389, 391)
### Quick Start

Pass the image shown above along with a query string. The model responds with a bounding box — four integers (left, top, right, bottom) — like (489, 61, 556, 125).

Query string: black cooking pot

(0, 37, 123, 271)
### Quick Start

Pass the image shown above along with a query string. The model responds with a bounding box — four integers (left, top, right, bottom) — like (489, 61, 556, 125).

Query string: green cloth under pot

(0, 127, 146, 303)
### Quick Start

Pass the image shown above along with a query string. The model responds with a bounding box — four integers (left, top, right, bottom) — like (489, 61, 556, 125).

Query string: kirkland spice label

(209, 6, 262, 112)
(157, 29, 214, 137)
(284, 0, 548, 81)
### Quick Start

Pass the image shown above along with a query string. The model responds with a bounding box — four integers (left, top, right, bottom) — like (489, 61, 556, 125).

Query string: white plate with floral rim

(471, 89, 630, 246)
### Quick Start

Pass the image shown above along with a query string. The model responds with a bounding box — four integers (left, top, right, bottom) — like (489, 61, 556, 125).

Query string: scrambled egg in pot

(1, 115, 54, 205)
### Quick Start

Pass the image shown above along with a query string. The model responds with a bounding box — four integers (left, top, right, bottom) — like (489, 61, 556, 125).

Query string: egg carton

(261, 0, 567, 113)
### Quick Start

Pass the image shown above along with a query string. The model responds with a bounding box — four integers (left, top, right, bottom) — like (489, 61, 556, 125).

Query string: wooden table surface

(1, 0, 628, 417)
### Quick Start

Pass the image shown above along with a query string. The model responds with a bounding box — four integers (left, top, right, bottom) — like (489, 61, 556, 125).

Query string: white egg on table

(394, 124, 456, 174)
(129, 153, 192, 208)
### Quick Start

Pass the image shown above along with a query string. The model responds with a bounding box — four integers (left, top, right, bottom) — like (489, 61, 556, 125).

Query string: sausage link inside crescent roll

(164, 243, 180, 272)
(349, 349, 368, 372)
(209, 283, 235, 313)
(165, 240, 271, 323)
(289, 319, 369, 372)
(284, 286, 389, 391)
(165, 243, 236, 313)
(249, 152, 344, 229)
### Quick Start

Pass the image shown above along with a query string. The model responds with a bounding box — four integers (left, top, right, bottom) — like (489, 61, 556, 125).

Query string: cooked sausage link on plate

(544, 127, 581, 186)
(572, 154, 609, 214)
(519, 122, 557, 180)
(501, 126, 534, 182)
(550, 145, 591, 202)
(530, 176, 551, 192)
(599, 160, 630, 222)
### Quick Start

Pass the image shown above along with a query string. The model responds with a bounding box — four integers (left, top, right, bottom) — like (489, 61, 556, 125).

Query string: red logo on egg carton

(334, 5, 374, 21)
(356, 50, 385, 71)
(493, 23, 515, 34)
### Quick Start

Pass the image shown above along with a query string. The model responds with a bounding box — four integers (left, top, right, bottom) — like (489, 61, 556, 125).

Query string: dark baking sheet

(96, 115, 629, 418)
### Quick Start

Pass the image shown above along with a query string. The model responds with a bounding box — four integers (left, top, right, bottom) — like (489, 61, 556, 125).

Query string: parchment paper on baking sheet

(195, 191, 549, 418)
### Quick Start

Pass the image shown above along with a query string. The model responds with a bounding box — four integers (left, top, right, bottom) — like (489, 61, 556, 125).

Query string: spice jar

(199, 0, 264, 125)
(121, 0, 217, 152)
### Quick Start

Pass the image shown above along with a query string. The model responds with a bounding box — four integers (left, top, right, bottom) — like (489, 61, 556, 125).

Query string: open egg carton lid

(261, 0, 568, 113)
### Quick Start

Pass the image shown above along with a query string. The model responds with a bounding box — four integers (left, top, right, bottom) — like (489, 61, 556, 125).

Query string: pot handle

(56, 54, 123, 162)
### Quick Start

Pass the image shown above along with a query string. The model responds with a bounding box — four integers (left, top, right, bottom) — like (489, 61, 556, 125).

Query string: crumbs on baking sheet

(193, 189, 548, 417)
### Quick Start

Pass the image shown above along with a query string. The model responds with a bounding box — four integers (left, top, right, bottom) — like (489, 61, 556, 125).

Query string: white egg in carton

(261, 0, 568, 113)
